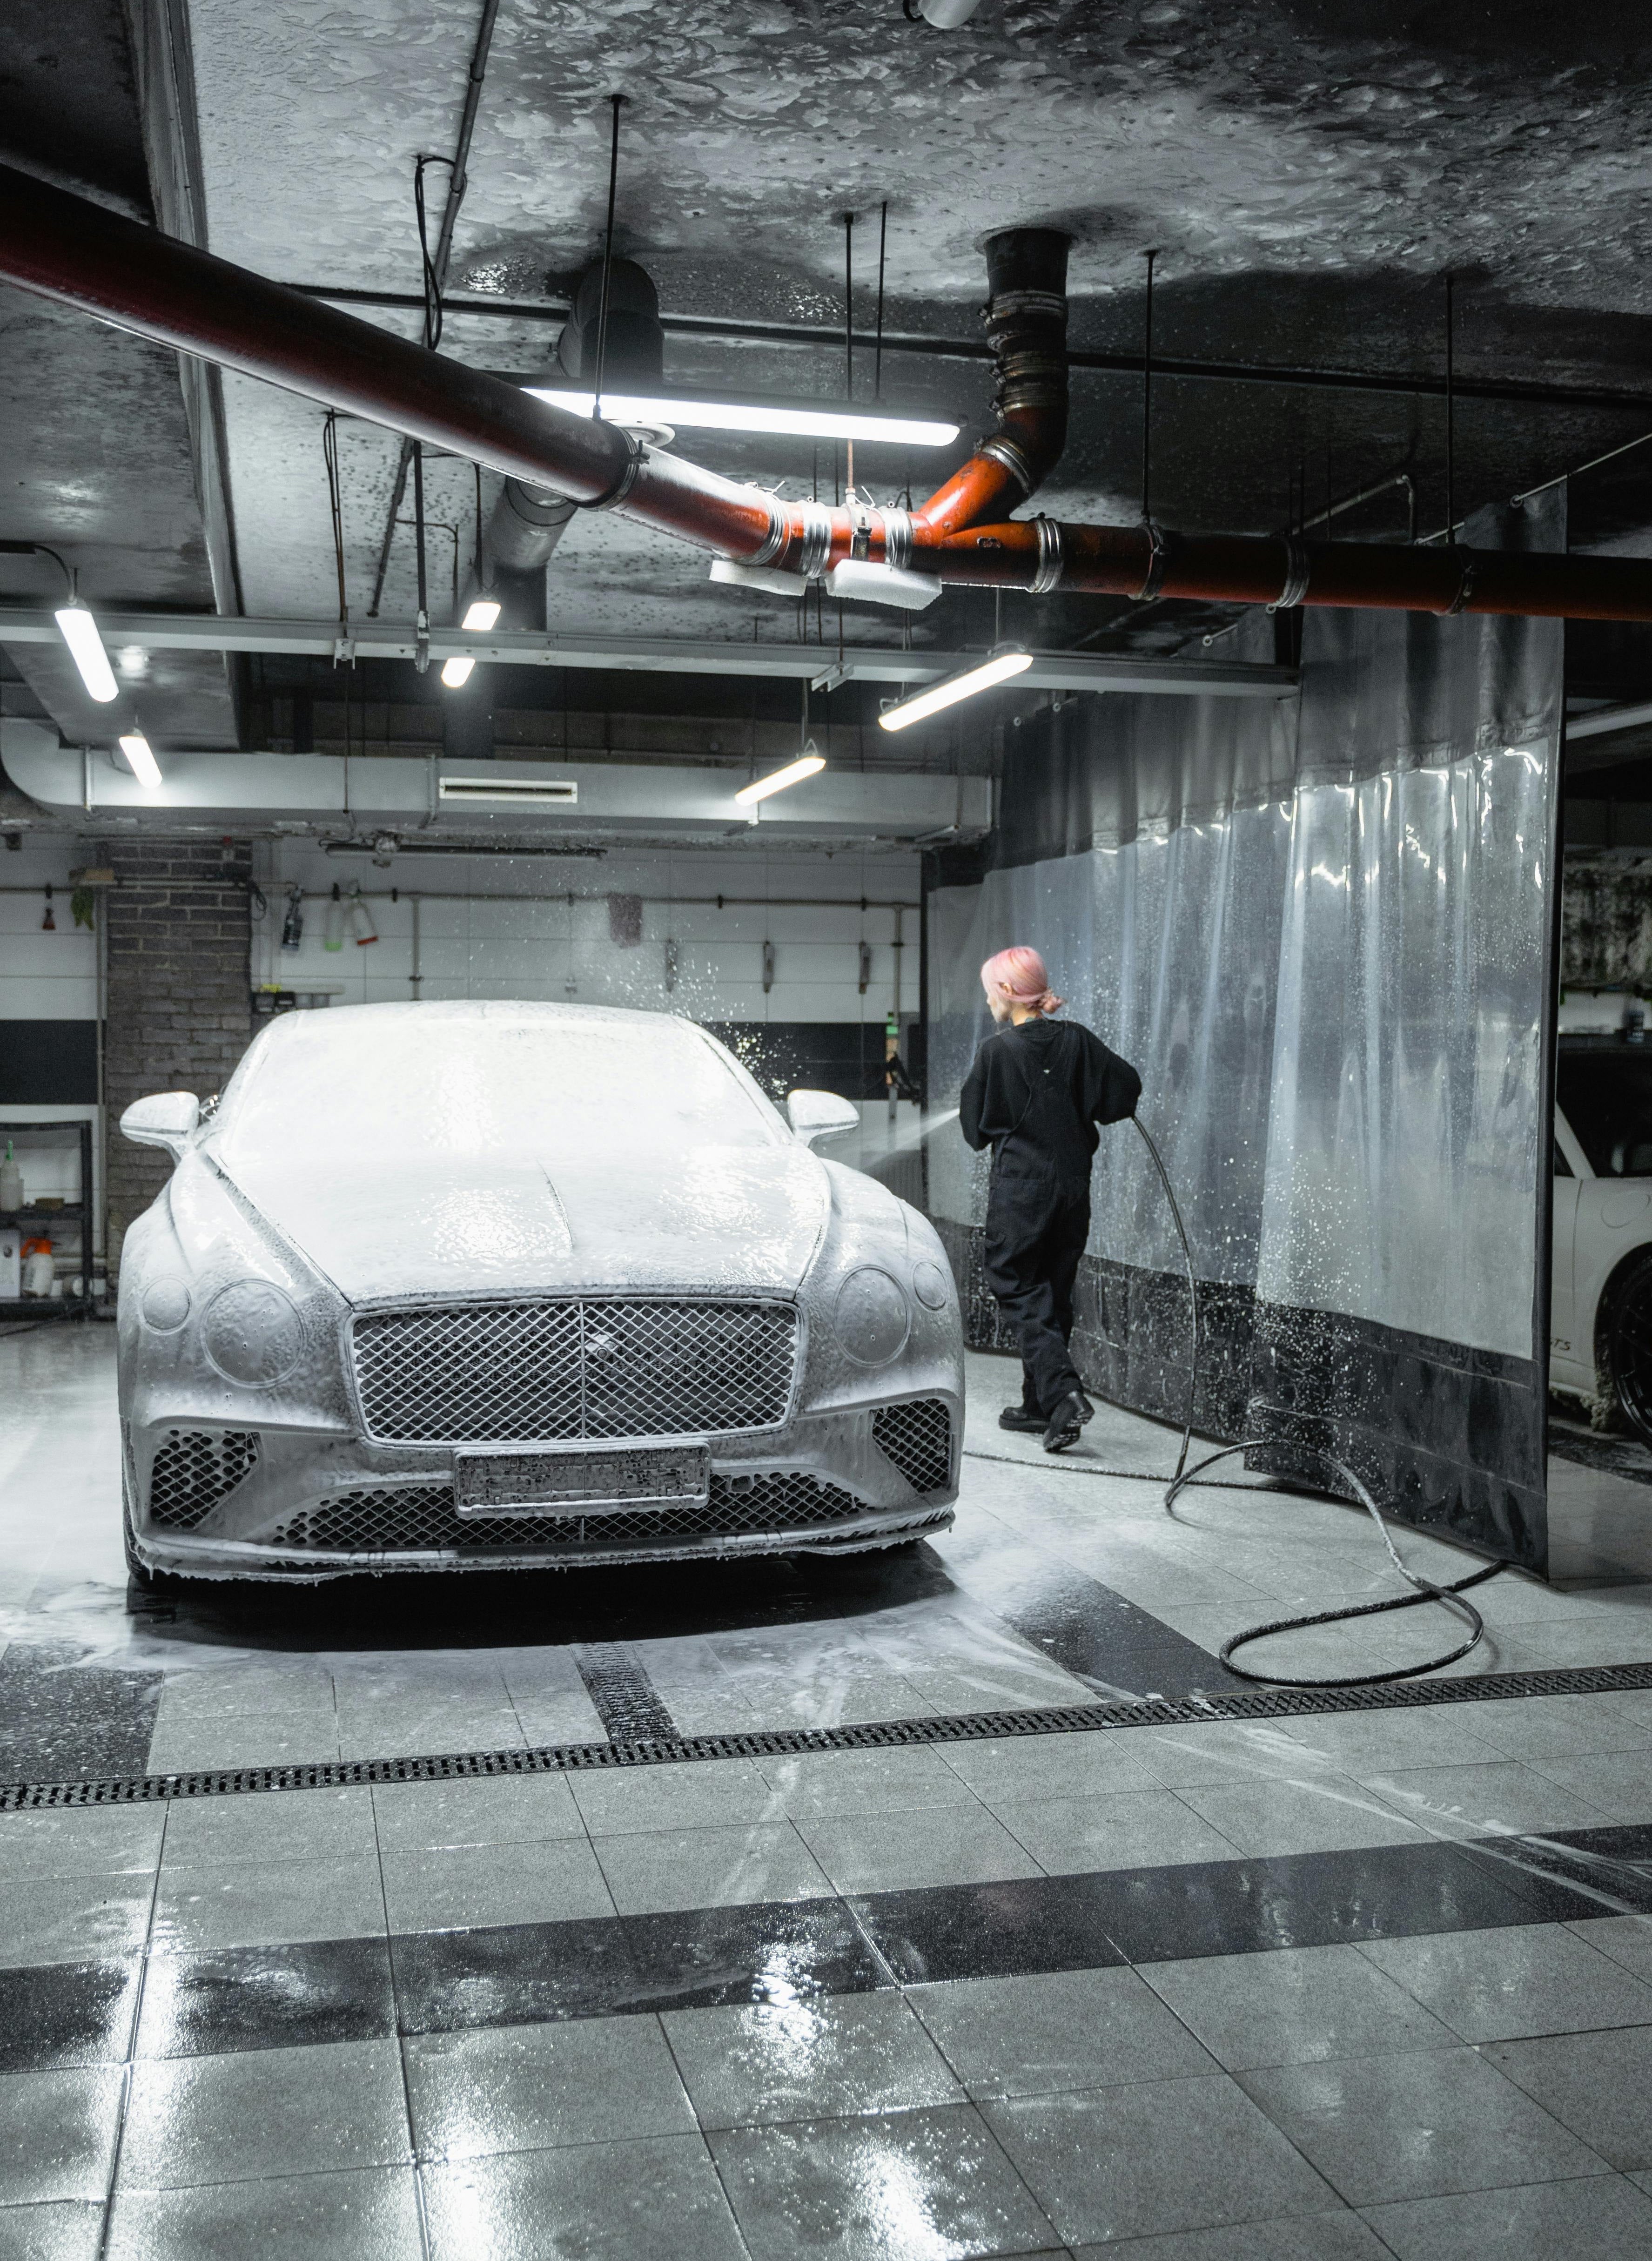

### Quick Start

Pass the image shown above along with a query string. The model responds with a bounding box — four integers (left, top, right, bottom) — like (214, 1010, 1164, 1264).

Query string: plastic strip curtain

(926, 497, 1563, 1568)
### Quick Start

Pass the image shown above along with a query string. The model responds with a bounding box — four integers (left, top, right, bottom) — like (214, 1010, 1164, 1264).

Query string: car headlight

(832, 1267, 911, 1366)
(200, 1279, 304, 1387)
(913, 1260, 951, 1311)
(141, 1278, 192, 1332)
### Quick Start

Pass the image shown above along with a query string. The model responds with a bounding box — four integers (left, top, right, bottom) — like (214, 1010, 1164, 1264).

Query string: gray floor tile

(1238, 2046, 1610, 2205)
(0, 2070, 122, 2207)
(941, 1729, 1201, 1802)
(795, 1804, 1044, 1896)
(511, 1696, 611, 1747)
(1175, 1776, 1429, 1858)
(118, 2037, 409, 2190)
(369, 1774, 584, 1851)
(908, 1966, 1217, 2099)
(0, 2200, 105, 2261)
(663, 1991, 963, 2128)
(1273, 1709, 1505, 1775)
(1358, 1921, 1652, 2042)
(1457, 1692, 1649, 1761)
(1128, 1725, 1328, 1790)
(406, 2014, 694, 2160)
(1077, 2214, 1393, 2259)
(104, 2166, 421, 2260)
(150, 1855, 385, 1954)
(1367, 1757, 1617, 1834)
(423, 2131, 748, 2260)
(710, 2101, 1058, 2260)
(1570, 1917, 1652, 1981)
(1362, 2171, 1652, 2260)
(336, 1707, 526, 1762)
(381, 1836, 613, 1933)
(1141, 1945, 1458, 2072)
(1486, 2025, 1652, 2168)
(0, 1808, 164, 1882)
(144, 1716, 340, 1773)
(0, 1876, 153, 1970)
(151, 1663, 335, 1721)
(983, 2073, 1335, 2246)
(1523, 1747, 1652, 1822)
(158, 1788, 375, 1871)
(570, 1758, 785, 1837)
(757, 1746, 984, 1818)
(989, 1789, 1243, 1873)
(592, 1821, 831, 1917)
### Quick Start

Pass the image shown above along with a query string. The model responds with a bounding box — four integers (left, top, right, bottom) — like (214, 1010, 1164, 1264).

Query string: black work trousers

(983, 1164, 1089, 1417)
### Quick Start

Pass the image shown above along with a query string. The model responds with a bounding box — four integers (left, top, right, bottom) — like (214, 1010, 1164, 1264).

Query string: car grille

(262, 1471, 870, 1554)
(148, 1429, 260, 1528)
(872, 1399, 953, 1494)
(349, 1299, 797, 1444)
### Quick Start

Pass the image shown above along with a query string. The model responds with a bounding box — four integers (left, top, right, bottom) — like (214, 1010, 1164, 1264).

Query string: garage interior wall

(926, 496, 1564, 1572)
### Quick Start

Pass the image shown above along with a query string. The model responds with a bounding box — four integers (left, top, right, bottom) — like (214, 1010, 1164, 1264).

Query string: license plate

(453, 1443, 711, 1518)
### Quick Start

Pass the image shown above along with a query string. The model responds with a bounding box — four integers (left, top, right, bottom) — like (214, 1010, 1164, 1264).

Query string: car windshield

(1557, 1045, 1652, 1178)
(215, 1008, 781, 1171)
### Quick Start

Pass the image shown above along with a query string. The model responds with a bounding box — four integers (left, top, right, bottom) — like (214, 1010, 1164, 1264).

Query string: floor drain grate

(7, 1656, 1652, 1811)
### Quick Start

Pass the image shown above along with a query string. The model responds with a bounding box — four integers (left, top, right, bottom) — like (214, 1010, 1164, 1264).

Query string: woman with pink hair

(960, 946, 1141, 1450)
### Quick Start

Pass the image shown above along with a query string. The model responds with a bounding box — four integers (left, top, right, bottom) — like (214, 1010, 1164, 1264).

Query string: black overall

(960, 1017, 1142, 1417)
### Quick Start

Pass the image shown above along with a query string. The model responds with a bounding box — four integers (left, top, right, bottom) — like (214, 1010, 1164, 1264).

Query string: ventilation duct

(7, 162, 1652, 623)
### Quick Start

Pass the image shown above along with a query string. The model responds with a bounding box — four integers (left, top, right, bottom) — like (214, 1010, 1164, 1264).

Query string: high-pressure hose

(1130, 1115, 1502, 1686)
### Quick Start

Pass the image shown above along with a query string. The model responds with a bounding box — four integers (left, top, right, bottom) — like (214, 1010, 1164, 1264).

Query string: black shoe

(999, 1406, 1046, 1433)
(1042, 1389, 1094, 1453)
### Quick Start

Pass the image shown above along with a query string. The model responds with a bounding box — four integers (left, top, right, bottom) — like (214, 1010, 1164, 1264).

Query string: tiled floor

(7, 1327, 1652, 2253)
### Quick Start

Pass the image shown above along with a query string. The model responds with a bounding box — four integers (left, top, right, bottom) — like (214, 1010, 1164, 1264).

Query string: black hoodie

(959, 1016, 1141, 1194)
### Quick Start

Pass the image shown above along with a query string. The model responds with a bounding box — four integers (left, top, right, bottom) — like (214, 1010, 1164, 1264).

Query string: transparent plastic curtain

(927, 497, 1563, 1566)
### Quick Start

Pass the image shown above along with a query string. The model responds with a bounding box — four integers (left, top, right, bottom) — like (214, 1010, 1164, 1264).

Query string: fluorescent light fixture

(117, 733, 162, 789)
(734, 753, 826, 805)
(440, 655, 476, 687)
(54, 599, 118, 703)
(524, 386, 958, 448)
(878, 646, 1033, 732)
(460, 599, 501, 631)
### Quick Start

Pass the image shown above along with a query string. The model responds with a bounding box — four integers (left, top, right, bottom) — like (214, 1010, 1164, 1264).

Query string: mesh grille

(350, 1300, 796, 1443)
(873, 1400, 953, 1494)
(263, 1470, 870, 1555)
(148, 1429, 260, 1529)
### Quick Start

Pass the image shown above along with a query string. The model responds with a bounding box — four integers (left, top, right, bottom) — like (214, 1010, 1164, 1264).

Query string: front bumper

(125, 1397, 960, 1582)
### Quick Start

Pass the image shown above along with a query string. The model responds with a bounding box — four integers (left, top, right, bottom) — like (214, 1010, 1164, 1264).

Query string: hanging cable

(874, 201, 887, 401)
(1140, 247, 1157, 525)
(1444, 270, 1456, 541)
(592, 93, 626, 422)
(414, 155, 454, 350)
(322, 411, 349, 630)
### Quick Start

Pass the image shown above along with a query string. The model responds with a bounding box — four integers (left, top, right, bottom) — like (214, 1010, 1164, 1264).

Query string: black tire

(1605, 1251, 1652, 1446)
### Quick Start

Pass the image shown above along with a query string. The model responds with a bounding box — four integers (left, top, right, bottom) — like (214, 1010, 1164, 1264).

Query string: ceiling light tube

(54, 599, 119, 703)
(524, 387, 958, 448)
(460, 599, 501, 631)
(117, 733, 162, 789)
(733, 753, 826, 805)
(440, 655, 477, 687)
(878, 646, 1034, 732)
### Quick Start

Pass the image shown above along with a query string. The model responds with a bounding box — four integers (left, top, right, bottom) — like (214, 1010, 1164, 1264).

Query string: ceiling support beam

(0, 611, 1296, 697)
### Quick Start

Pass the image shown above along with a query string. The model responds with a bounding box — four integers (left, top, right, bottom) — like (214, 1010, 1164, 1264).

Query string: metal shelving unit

(0, 1119, 94, 1318)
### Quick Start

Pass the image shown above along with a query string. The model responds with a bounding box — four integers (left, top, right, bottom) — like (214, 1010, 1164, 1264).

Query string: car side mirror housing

(120, 1092, 201, 1158)
(786, 1089, 861, 1148)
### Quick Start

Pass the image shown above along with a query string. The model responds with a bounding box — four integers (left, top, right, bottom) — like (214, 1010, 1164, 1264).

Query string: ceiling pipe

(7, 161, 1652, 624)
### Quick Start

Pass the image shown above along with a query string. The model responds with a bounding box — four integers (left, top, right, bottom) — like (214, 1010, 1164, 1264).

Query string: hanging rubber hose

(1130, 1115, 1503, 1687)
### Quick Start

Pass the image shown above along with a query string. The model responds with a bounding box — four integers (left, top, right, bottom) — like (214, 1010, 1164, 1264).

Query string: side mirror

(786, 1089, 861, 1148)
(120, 1092, 201, 1158)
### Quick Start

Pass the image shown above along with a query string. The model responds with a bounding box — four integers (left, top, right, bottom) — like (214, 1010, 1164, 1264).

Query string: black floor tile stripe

(5, 1656, 1652, 1810)
(5, 1822, 1645, 2073)
(571, 1641, 678, 1743)
(0, 1642, 162, 1784)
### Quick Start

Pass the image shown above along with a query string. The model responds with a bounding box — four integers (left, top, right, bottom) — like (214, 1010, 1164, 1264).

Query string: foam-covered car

(117, 1001, 962, 1581)
(1552, 1031, 1652, 1440)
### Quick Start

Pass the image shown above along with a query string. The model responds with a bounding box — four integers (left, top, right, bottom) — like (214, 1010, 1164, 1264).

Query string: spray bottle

(0, 1141, 21, 1215)
(280, 886, 304, 953)
(323, 882, 344, 952)
(345, 882, 378, 947)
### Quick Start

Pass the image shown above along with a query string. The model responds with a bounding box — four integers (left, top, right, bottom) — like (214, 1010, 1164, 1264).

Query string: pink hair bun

(980, 945, 1066, 1014)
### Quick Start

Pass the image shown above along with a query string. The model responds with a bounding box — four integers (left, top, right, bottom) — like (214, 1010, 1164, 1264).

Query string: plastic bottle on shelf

(0, 1143, 22, 1214)
(323, 882, 344, 952)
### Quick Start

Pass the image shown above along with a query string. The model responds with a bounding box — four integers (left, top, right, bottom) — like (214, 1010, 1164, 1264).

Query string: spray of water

(874, 1104, 960, 1162)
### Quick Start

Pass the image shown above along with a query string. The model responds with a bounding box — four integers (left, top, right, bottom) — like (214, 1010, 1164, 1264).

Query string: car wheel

(1605, 1252, 1652, 1446)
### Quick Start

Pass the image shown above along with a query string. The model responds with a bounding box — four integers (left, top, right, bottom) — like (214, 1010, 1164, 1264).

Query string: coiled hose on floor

(1131, 1115, 1502, 1686)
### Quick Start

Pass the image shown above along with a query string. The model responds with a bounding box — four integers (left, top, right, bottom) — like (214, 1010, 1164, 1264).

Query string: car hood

(215, 1142, 831, 1302)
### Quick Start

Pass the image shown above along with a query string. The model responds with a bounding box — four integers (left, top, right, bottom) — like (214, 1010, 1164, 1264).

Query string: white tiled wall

(250, 844, 922, 1030)
(0, 839, 98, 1022)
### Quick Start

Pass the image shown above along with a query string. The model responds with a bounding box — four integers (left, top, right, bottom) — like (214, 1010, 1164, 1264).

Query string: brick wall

(100, 838, 253, 1271)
